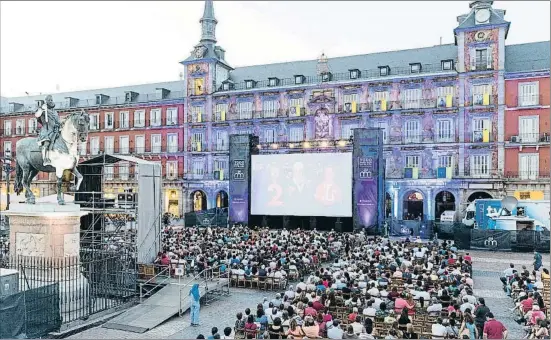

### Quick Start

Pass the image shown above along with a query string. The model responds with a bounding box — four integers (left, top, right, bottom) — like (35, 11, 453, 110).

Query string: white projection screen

(251, 153, 352, 217)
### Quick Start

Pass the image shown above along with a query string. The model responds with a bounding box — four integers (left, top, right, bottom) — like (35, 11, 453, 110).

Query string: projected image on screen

(251, 153, 352, 217)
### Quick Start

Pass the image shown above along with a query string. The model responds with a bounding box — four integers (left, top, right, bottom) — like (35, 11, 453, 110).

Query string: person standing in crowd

(189, 284, 201, 326)
(533, 251, 542, 272)
(474, 298, 490, 338)
(483, 312, 508, 339)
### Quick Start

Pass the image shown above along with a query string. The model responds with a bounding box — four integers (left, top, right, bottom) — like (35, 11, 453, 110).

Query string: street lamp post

(1, 156, 15, 211)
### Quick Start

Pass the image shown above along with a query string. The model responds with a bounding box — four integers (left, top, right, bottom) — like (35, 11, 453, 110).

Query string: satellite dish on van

(501, 196, 518, 215)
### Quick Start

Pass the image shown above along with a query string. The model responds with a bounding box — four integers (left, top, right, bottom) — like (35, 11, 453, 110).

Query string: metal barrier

(178, 264, 230, 317)
(139, 265, 171, 303)
(447, 225, 550, 252)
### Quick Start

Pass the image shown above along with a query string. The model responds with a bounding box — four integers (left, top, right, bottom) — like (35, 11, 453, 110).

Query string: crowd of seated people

(156, 226, 352, 282)
(501, 259, 550, 339)
(201, 236, 521, 339)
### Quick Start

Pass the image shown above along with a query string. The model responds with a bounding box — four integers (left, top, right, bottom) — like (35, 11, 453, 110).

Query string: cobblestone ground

(469, 250, 550, 340)
(68, 288, 269, 339)
(69, 250, 549, 339)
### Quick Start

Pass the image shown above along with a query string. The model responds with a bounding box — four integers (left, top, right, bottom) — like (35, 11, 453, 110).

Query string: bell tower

(181, 0, 232, 97)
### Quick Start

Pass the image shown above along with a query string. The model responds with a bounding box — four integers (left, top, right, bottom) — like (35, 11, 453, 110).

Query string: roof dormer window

(321, 72, 332, 82)
(349, 69, 360, 80)
(379, 66, 390, 77)
(441, 60, 454, 71)
(268, 77, 279, 87)
(294, 75, 305, 85)
(245, 80, 255, 89)
(410, 63, 421, 74)
(223, 83, 230, 91)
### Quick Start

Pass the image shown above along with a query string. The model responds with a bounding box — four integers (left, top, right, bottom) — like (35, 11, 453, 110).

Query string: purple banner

(355, 177, 378, 226)
(229, 194, 248, 223)
(354, 147, 379, 227)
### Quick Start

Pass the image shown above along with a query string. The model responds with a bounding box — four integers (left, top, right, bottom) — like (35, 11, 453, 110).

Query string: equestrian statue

(14, 95, 90, 205)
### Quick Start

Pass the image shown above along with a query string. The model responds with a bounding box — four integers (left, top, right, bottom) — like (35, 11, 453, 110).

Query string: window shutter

(470, 48, 476, 71)
(486, 46, 493, 69)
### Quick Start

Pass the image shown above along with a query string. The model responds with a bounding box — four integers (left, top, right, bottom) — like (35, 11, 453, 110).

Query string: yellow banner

(482, 129, 490, 142)
(514, 191, 544, 200)
(197, 111, 202, 123)
(219, 169, 224, 180)
(482, 93, 490, 105)
(220, 110, 226, 121)
(295, 106, 301, 117)
(445, 94, 453, 108)
(351, 101, 357, 113)
(196, 141, 201, 152)
(380, 99, 387, 111)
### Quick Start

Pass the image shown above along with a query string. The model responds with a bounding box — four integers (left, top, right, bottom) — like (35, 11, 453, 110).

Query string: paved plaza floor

(68, 249, 550, 339)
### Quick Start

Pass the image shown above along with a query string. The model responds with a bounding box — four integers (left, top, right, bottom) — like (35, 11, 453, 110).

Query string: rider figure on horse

(35, 95, 60, 166)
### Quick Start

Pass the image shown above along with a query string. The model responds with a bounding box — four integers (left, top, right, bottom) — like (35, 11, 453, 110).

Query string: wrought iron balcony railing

(504, 171, 550, 180)
(507, 133, 550, 144)
(471, 94, 497, 107)
(85, 145, 182, 156)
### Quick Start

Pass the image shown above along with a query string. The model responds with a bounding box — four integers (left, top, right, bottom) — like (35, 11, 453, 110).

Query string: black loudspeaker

(335, 221, 343, 232)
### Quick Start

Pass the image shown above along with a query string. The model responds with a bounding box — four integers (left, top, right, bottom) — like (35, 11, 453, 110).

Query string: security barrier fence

(435, 223, 550, 252)
(0, 248, 137, 337)
(0, 283, 61, 338)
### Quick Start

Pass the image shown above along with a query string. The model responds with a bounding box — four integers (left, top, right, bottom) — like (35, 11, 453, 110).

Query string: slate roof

(1, 81, 185, 114)
(227, 44, 458, 85)
(505, 41, 551, 73)
(1, 39, 549, 115)
(455, 7, 510, 31)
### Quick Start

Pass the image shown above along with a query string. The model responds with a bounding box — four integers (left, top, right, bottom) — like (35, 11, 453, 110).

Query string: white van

(440, 210, 456, 223)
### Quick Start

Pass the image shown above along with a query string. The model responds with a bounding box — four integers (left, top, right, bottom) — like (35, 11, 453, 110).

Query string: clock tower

(181, 0, 233, 98)
(454, 0, 511, 190)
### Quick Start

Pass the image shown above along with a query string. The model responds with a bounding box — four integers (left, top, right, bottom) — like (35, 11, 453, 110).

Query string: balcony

(507, 133, 550, 144)
(385, 167, 460, 180)
(83, 145, 180, 157)
(505, 171, 550, 181)
(471, 130, 493, 143)
(183, 172, 228, 181)
(213, 144, 229, 152)
(471, 94, 496, 107)
(515, 95, 543, 108)
(471, 62, 494, 72)
(388, 134, 458, 145)
(190, 142, 207, 153)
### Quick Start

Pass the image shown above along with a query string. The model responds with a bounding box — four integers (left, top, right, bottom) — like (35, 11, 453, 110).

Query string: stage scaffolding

(76, 154, 163, 264)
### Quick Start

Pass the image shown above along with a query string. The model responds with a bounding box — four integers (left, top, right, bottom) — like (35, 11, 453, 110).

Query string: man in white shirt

(367, 283, 380, 297)
(459, 297, 475, 313)
(432, 318, 447, 338)
(427, 297, 443, 315)
(327, 320, 344, 339)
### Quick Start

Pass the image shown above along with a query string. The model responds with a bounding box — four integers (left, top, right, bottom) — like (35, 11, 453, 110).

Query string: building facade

(0, 83, 186, 215)
(1, 0, 549, 221)
(181, 0, 550, 221)
(504, 67, 550, 200)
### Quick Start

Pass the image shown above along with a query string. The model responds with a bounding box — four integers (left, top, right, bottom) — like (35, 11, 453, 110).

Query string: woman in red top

(244, 315, 258, 339)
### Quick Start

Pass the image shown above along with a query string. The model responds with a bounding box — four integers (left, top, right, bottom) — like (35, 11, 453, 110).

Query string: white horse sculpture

(14, 110, 90, 205)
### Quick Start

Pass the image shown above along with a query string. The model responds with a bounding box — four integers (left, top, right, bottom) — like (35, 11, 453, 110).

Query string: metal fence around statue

(3, 247, 137, 329)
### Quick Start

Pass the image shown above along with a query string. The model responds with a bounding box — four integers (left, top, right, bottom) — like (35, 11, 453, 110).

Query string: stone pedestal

(4, 203, 90, 314)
